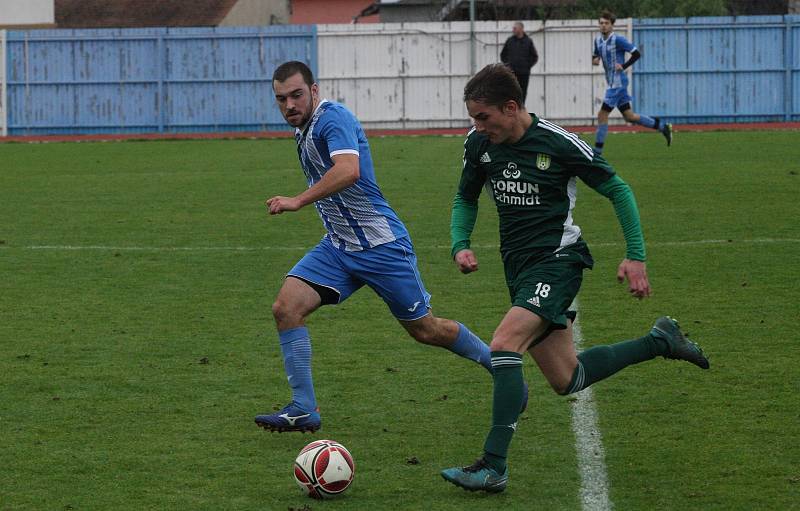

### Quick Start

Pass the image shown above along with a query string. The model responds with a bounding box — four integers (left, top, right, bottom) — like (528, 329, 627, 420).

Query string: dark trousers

(514, 72, 530, 104)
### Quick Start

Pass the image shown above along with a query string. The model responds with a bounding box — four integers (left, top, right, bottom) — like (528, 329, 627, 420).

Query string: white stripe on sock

(569, 360, 586, 394)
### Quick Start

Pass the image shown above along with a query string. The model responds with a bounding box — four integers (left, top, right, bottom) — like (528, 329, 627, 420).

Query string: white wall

(317, 19, 632, 129)
(0, 0, 54, 26)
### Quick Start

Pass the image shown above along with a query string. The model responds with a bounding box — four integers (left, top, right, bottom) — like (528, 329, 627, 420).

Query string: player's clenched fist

(454, 249, 479, 274)
(266, 196, 302, 215)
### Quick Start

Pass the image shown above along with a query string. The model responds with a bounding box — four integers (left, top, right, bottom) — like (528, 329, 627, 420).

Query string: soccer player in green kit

(440, 64, 709, 493)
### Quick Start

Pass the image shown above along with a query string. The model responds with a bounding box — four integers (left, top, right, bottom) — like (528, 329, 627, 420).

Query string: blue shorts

(287, 236, 432, 321)
(603, 87, 633, 109)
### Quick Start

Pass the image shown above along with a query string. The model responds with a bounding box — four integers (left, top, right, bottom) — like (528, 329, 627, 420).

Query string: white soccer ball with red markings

(293, 439, 355, 499)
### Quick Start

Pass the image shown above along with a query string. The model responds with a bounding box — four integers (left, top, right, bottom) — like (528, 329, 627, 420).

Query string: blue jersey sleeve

(616, 35, 636, 54)
(318, 106, 360, 157)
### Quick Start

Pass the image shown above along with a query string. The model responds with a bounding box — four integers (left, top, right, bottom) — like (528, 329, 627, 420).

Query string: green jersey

(452, 114, 645, 263)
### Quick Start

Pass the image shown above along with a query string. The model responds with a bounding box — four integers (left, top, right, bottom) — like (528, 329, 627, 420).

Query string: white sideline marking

(570, 301, 612, 511)
(1, 237, 798, 252)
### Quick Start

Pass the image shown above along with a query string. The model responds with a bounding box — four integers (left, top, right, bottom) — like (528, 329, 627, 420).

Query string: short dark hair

(463, 63, 523, 108)
(599, 10, 616, 24)
(272, 61, 315, 87)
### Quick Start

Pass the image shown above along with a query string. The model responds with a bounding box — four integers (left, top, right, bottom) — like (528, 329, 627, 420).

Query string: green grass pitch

(1, 130, 798, 510)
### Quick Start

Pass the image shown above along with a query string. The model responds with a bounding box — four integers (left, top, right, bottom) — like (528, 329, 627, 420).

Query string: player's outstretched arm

(593, 174, 650, 298)
(266, 153, 360, 215)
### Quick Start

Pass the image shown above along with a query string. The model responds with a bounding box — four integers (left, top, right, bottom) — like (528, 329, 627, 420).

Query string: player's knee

(272, 299, 301, 326)
(553, 379, 572, 395)
(621, 109, 636, 122)
(402, 315, 452, 346)
(489, 337, 516, 352)
(271, 299, 284, 319)
(548, 368, 577, 395)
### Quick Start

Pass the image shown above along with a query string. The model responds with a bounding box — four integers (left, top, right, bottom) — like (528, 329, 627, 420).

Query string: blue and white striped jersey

(593, 33, 636, 89)
(294, 100, 409, 251)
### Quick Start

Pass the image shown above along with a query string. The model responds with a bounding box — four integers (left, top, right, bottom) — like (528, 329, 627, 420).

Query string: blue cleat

(441, 457, 508, 493)
(255, 403, 321, 433)
(651, 316, 709, 369)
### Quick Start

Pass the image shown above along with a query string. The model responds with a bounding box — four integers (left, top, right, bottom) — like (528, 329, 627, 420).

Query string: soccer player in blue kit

(255, 61, 502, 433)
(593, 10, 673, 155)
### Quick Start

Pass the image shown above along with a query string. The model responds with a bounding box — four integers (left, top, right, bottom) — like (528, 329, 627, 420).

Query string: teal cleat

(651, 316, 709, 369)
(441, 457, 508, 493)
(662, 123, 673, 146)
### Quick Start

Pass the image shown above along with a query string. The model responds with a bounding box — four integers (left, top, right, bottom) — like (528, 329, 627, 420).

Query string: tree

(727, 0, 788, 14)
(449, 0, 789, 21)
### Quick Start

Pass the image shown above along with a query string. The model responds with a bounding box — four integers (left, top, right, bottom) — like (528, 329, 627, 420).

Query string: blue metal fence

(4, 25, 316, 135)
(3, 17, 799, 136)
(634, 15, 800, 123)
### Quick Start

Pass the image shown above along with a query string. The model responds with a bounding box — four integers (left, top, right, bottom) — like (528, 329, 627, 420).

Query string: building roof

(291, 0, 378, 24)
(55, 0, 239, 28)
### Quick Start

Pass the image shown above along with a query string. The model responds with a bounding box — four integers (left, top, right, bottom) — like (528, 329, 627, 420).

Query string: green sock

(482, 351, 524, 473)
(565, 333, 668, 394)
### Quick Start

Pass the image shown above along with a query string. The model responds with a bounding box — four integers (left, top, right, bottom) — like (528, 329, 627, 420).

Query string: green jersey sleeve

(450, 193, 478, 258)
(544, 130, 645, 261)
(451, 132, 487, 258)
(594, 175, 646, 261)
(557, 139, 616, 187)
(457, 131, 488, 200)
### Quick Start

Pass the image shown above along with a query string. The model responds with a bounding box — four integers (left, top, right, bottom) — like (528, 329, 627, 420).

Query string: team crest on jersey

(536, 153, 551, 170)
(502, 162, 521, 179)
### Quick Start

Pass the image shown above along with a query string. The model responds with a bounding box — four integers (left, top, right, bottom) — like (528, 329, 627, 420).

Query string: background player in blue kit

(254, 61, 502, 433)
(592, 10, 673, 155)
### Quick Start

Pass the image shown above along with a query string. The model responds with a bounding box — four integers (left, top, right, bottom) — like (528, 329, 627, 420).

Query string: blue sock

(637, 114, 656, 129)
(449, 323, 492, 372)
(594, 124, 608, 153)
(279, 327, 317, 412)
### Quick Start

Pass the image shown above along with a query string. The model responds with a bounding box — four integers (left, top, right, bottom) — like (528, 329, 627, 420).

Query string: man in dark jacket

(500, 22, 538, 103)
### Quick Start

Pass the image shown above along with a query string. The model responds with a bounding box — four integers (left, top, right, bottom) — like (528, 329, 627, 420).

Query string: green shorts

(504, 241, 594, 331)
